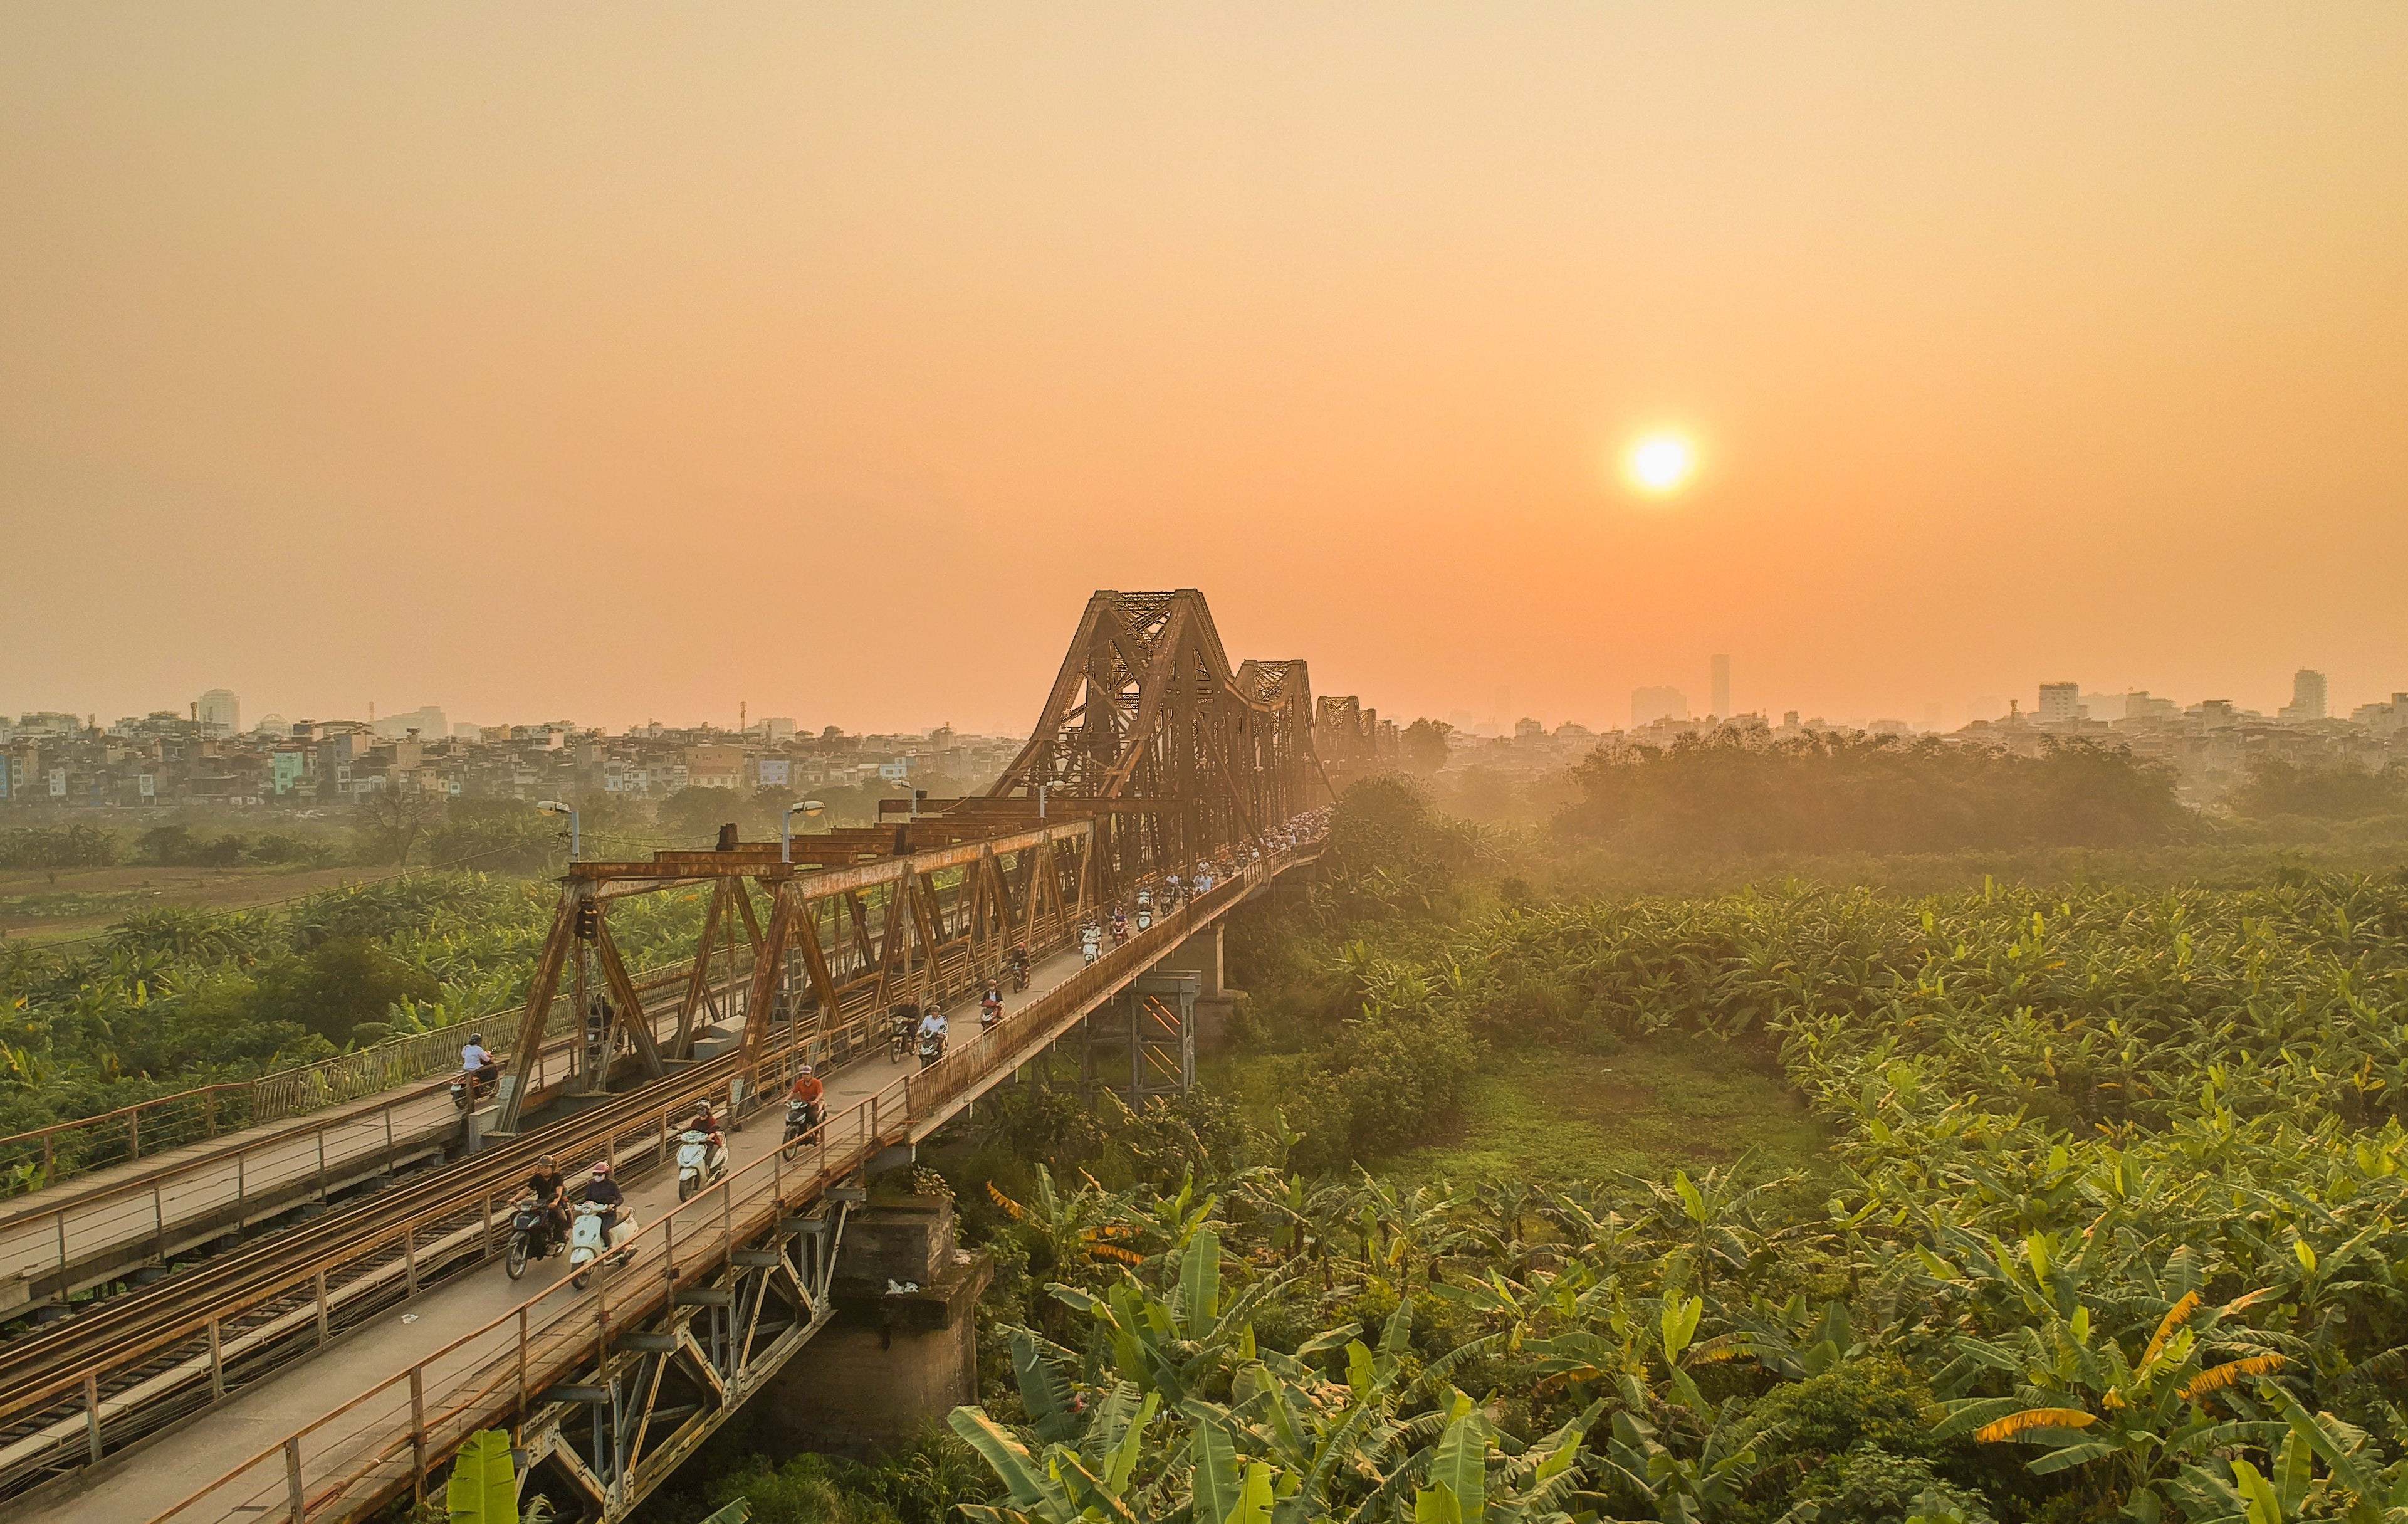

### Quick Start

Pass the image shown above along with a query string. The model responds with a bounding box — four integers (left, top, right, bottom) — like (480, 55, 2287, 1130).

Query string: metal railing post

(208, 1317, 226, 1399)
(409, 1367, 427, 1504)
(285, 1434, 305, 1523)
(84, 1370, 101, 1464)
(128, 1108, 140, 1164)
(314, 1269, 330, 1346)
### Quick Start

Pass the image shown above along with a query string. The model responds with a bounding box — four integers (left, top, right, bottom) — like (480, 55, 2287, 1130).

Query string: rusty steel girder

(985, 589, 1334, 883)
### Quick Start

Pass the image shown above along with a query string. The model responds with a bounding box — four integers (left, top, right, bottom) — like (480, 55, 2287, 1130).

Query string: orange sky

(5, 5, 2405, 735)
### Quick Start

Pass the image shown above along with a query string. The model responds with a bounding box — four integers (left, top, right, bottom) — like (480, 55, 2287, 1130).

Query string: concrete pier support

(754, 1196, 992, 1459)
(1151, 922, 1237, 1052)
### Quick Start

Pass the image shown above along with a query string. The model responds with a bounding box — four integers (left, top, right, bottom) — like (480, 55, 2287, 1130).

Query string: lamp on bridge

(537, 799, 579, 862)
(781, 799, 827, 863)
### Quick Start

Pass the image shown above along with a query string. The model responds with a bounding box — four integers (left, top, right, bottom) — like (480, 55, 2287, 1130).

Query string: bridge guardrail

(140, 839, 1319, 1523)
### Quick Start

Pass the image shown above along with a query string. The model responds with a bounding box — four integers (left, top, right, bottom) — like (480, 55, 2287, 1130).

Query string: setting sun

(1626, 433, 1697, 496)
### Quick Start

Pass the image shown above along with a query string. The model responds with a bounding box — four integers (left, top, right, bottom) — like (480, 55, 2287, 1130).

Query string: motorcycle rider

(527, 1152, 569, 1239)
(787, 1065, 824, 1132)
(980, 982, 1003, 1027)
(1081, 922, 1102, 965)
(459, 1033, 498, 1096)
(684, 1101, 728, 1175)
(582, 1160, 629, 1254)
(917, 1004, 950, 1061)
(1008, 941, 1031, 990)
(1111, 907, 1129, 943)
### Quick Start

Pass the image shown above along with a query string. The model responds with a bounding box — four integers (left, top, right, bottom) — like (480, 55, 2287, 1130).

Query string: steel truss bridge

(0, 590, 1353, 1524)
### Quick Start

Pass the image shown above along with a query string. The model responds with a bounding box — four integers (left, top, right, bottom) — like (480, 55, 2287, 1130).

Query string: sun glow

(1625, 433, 1697, 496)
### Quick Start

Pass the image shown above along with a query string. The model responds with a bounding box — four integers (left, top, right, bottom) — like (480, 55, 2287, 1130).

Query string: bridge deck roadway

(0, 988, 724, 1316)
(6, 939, 1102, 1524)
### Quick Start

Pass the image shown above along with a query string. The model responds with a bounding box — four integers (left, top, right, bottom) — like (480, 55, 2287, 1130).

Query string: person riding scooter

(459, 1033, 499, 1098)
(684, 1103, 729, 1177)
(788, 1065, 823, 1126)
(1111, 908, 1129, 945)
(917, 1004, 949, 1066)
(527, 1152, 570, 1240)
(1008, 942, 1031, 992)
(980, 982, 1003, 1027)
(582, 1160, 635, 1261)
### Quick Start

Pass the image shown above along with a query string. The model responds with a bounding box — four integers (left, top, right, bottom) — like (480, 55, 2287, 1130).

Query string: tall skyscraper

(195, 689, 239, 734)
(2280, 669, 2327, 723)
(1709, 654, 1731, 718)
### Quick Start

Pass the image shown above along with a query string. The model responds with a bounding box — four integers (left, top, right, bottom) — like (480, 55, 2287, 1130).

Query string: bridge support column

(1151, 923, 1235, 1054)
(753, 1196, 992, 1460)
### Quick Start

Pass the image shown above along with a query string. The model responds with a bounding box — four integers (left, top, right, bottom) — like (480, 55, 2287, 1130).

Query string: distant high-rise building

(2037, 683, 2082, 723)
(195, 689, 239, 735)
(1631, 686, 1689, 727)
(2280, 669, 2327, 723)
(1710, 655, 1731, 718)
(374, 705, 448, 739)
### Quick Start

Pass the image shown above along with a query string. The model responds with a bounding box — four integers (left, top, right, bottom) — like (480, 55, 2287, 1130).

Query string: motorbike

(1010, 960, 1030, 994)
(505, 1193, 559, 1280)
(918, 1029, 946, 1068)
(674, 1129, 726, 1202)
(449, 1064, 498, 1111)
(780, 1099, 817, 1162)
(1136, 908, 1152, 932)
(889, 1012, 915, 1064)
(1111, 920, 1129, 947)
(567, 1200, 637, 1290)
(980, 994, 1003, 1029)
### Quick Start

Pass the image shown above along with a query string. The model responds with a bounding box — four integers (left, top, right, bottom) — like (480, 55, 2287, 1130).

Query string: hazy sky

(6, 4, 2405, 735)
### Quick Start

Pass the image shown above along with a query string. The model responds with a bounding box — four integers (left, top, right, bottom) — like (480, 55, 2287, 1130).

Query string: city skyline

(8, 656, 2398, 745)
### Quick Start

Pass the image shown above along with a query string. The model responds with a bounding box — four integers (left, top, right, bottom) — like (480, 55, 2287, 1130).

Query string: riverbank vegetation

(0, 873, 713, 1150)
(666, 756, 2408, 1523)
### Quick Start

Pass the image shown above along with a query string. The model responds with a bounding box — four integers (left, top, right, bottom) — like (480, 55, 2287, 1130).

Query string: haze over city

(6, 4, 2405, 733)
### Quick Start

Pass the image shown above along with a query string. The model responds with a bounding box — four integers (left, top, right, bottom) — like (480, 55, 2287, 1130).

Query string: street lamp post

(781, 799, 827, 863)
(537, 800, 579, 862)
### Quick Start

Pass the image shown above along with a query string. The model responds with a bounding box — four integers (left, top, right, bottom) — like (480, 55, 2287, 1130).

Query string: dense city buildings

(0, 703, 1023, 815)
(3, 666, 2401, 817)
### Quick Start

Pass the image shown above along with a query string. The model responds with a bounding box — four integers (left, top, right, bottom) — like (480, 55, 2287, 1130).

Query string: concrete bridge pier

(750, 1196, 992, 1459)
(1151, 922, 1237, 1053)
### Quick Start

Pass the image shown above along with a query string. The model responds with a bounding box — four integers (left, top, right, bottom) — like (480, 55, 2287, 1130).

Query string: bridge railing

(132, 834, 1324, 1523)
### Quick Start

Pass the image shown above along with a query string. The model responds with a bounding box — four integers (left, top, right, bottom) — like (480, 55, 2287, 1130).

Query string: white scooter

(674, 1129, 727, 1202)
(567, 1201, 637, 1290)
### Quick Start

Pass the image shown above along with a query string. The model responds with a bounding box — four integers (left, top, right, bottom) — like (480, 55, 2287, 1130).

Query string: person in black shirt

(584, 1160, 627, 1238)
(527, 1153, 569, 1238)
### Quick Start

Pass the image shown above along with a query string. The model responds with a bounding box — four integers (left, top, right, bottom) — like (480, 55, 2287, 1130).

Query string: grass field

(1218, 1032, 1828, 1187)
(0, 863, 406, 942)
